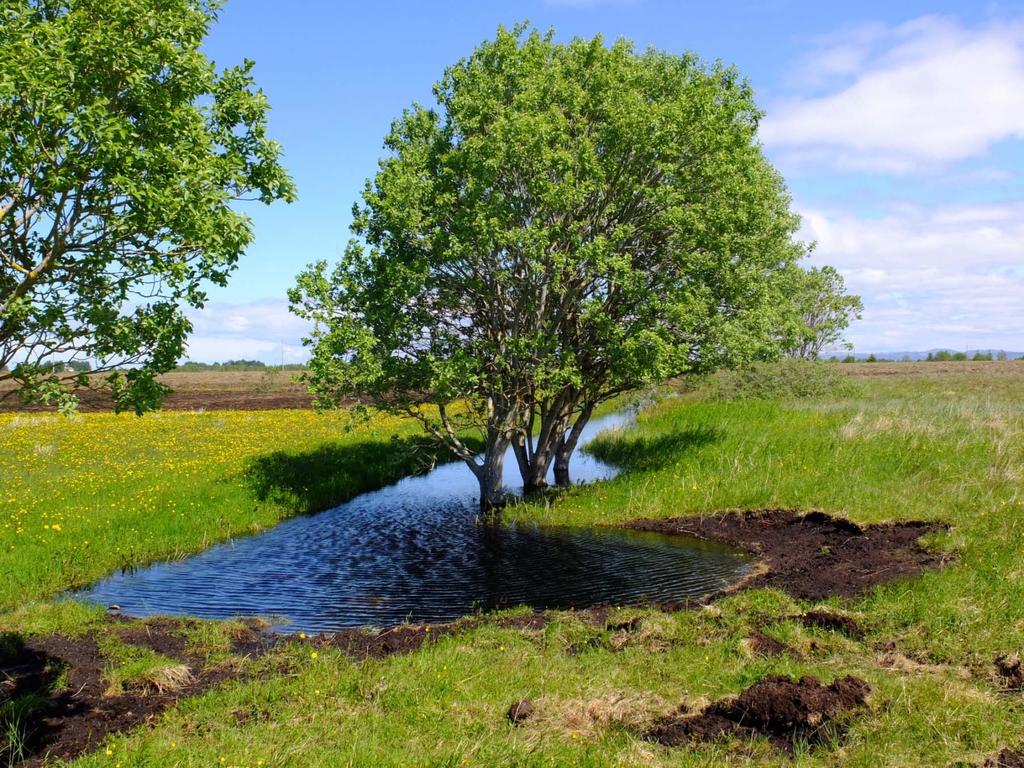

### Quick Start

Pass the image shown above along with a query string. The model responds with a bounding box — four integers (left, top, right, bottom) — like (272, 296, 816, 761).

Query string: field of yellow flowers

(0, 408, 443, 612)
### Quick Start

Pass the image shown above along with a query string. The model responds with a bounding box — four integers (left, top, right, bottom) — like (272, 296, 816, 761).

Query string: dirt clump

(986, 750, 1024, 768)
(320, 623, 459, 660)
(607, 616, 643, 633)
(742, 630, 794, 658)
(628, 509, 946, 600)
(116, 618, 192, 659)
(994, 653, 1024, 691)
(798, 610, 865, 639)
(648, 674, 871, 751)
(1, 619, 262, 767)
(231, 703, 273, 726)
(507, 699, 535, 725)
(494, 611, 550, 633)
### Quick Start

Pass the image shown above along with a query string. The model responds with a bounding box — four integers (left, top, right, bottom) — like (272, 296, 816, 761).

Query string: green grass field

(2, 363, 1023, 767)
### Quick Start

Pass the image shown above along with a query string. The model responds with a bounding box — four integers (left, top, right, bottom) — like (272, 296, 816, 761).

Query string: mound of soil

(319, 623, 461, 660)
(0, 620, 264, 767)
(986, 750, 1024, 768)
(744, 630, 793, 658)
(798, 610, 865, 638)
(628, 510, 946, 601)
(506, 699, 535, 725)
(648, 674, 871, 750)
(994, 653, 1024, 691)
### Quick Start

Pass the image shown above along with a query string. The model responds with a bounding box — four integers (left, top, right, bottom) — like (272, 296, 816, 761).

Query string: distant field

(3, 360, 1023, 413)
(0, 369, 313, 411)
(841, 359, 1024, 378)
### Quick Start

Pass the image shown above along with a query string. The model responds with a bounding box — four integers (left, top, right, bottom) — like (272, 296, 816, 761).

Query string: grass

(97, 637, 193, 696)
(2, 362, 1023, 767)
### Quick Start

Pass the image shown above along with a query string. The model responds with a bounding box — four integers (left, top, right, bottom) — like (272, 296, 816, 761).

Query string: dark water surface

(76, 413, 751, 632)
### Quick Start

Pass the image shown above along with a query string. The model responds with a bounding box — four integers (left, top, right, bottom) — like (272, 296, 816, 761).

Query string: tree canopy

(0, 0, 294, 413)
(785, 265, 863, 360)
(291, 26, 808, 507)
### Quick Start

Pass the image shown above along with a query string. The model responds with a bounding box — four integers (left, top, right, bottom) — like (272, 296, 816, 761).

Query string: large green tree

(0, 0, 294, 413)
(291, 26, 806, 508)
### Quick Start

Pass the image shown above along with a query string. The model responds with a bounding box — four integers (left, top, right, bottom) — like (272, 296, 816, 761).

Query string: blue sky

(185, 0, 1024, 362)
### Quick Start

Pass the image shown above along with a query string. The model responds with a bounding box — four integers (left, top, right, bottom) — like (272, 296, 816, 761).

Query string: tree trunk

(476, 435, 509, 511)
(523, 447, 553, 493)
(521, 417, 567, 493)
(511, 437, 531, 488)
(553, 452, 571, 487)
(553, 403, 594, 487)
(516, 397, 584, 493)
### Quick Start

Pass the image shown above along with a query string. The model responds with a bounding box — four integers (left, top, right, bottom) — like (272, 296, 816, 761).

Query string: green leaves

(0, 0, 295, 412)
(293, 24, 812, 492)
(783, 265, 864, 360)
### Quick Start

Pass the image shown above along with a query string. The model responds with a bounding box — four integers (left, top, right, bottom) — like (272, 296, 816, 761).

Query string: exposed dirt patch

(494, 611, 550, 633)
(798, 610, 865, 639)
(231, 703, 273, 727)
(627, 510, 946, 601)
(116, 618, 191, 659)
(507, 699, 535, 725)
(647, 674, 871, 751)
(317, 623, 464, 660)
(316, 611, 556, 661)
(994, 653, 1024, 691)
(875, 647, 971, 680)
(986, 749, 1024, 768)
(742, 630, 794, 659)
(228, 621, 274, 659)
(606, 616, 644, 633)
(0, 619, 262, 767)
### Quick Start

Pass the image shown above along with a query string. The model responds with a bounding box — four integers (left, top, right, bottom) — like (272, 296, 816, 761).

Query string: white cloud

(800, 202, 1024, 351)
(183, 299, 311, 364)
(801, 201, 1024, 271)
(763, 16, 1024, 172)
(785, 21, 890, 87)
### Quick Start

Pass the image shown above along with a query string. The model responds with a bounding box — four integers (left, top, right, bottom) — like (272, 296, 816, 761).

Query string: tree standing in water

(291, 26, 806, 508)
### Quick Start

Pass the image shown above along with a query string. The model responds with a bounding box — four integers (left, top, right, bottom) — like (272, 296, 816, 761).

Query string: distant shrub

(701, 360, 862, 402)
(927, 350, 968, 362)
(35, 360, 91, 373)
(177, 359, 267, 372)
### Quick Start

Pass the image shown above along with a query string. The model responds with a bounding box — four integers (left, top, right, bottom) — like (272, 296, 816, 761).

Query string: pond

(75, 412, 752, 633)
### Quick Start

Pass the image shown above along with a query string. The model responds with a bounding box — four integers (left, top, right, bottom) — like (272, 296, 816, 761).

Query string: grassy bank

(3, 363, 1024, 766)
